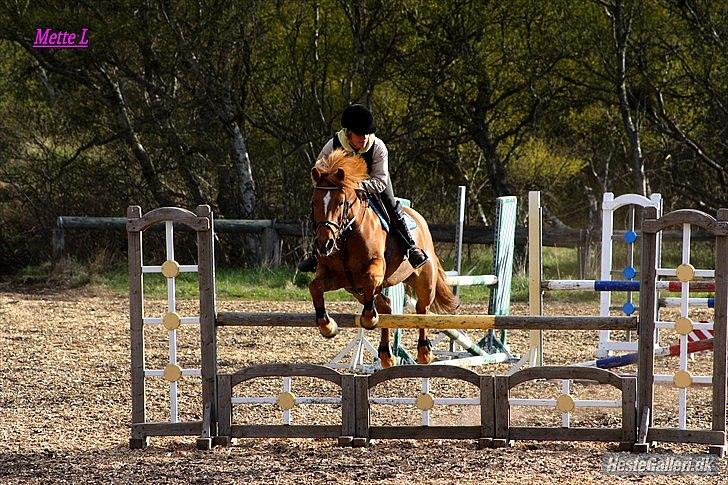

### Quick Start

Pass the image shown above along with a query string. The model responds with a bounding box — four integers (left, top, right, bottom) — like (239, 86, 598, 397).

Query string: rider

(298, 104, 430, 272)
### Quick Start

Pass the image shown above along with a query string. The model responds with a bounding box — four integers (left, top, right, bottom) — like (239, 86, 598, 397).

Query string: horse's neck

(346, 202, 389, 253)
(357, 199, 382, 233)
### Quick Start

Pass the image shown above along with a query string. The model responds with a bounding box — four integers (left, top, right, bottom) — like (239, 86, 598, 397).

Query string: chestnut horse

(307, 149, 459, 367)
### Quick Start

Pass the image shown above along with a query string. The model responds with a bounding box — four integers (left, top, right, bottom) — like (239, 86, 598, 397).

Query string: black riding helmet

(341, 104, 376, 135)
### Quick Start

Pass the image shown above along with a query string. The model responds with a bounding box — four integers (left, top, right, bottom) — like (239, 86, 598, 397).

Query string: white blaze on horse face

(323, 190, 332, 216)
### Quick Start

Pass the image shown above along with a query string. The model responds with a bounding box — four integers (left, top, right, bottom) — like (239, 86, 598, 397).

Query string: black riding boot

(297, 253, 318, 273)
(297, 214, 318, 272)
(391, 202, 429, 268)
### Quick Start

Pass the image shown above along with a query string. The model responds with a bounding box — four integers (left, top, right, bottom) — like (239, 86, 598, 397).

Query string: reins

(314, 185, 368, 250)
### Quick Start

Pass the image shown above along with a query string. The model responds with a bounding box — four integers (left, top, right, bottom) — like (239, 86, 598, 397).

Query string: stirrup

(297, 254, 318, 273)
(406, 248, 429, 269)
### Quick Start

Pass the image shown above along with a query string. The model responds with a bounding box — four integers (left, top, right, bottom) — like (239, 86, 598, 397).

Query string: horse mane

(313, 149, 369, 190)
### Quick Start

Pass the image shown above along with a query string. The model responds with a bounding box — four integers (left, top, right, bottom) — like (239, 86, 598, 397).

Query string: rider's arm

(362, 138, 389, 193)
(316, 138, 335, 162)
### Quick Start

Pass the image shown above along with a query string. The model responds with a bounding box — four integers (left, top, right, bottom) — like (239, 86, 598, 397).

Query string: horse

(307, 148, 459, 367)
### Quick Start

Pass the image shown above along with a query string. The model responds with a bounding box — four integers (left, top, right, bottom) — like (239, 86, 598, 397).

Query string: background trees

(1, 0, 726, 271)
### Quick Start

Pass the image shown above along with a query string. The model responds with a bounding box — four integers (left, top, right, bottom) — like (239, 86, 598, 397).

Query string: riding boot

(297, 253, 318, 273)
(297, 214, 318, 273)
(391, 201, 429, 269)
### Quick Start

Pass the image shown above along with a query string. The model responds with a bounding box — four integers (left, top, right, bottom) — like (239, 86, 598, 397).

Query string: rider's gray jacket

(317, 130, 389, 194)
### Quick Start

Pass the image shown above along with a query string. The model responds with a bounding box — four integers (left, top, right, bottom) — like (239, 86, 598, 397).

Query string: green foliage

(1, 0, 728, 272)
(507, 138, 586, 190)
(13, 259, 90, 288)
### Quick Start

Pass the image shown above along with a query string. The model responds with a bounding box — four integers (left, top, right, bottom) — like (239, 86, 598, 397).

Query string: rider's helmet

(341, 104, 376, 135)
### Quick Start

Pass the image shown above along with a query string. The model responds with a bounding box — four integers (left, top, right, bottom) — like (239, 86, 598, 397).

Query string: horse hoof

(417, 347, 433, 365)
(318, 316, 339, 339)
(416, 352, 433, 365)
(379, 354, 395, 368)
(360, 311, 379, 330)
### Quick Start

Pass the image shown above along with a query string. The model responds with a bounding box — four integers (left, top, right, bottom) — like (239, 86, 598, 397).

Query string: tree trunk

(219, 81, 260, 266)
(472, 129, 511, 198)
(104, 72, 174, 207)
(610, 0, 648, 196)
(227, 120, 256, 219)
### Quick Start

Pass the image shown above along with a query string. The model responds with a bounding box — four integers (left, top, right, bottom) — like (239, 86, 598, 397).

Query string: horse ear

(335, 168, 345, 182)
(311, 167, 321, 183)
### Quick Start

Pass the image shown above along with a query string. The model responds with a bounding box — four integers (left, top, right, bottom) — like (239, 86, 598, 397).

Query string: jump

(307, 149, 459, 367)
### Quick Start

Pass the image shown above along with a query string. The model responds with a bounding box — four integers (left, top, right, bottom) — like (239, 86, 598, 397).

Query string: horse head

(310, 149, 368, 257)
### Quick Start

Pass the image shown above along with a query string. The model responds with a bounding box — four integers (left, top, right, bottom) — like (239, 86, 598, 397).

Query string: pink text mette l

(79, 28, 89, 46)
(33, 28, 89, 47)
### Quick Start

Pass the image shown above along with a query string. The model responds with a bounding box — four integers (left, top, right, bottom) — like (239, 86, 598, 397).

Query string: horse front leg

(415, 300, 433, 365)
(358, 258, 386, 330)
(375, 293, 395, 368)
(309, 271, 345, 339)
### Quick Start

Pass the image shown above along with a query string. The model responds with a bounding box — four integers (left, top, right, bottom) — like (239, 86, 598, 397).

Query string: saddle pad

(370, 198, 417, 232)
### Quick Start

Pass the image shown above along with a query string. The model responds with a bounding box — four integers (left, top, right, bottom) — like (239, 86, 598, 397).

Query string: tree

(640, 0, 728, 210)
(393, 0, 571, 216)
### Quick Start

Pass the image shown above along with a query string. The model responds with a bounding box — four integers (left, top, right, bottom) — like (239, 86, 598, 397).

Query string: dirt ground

(1, 288, 726, 484)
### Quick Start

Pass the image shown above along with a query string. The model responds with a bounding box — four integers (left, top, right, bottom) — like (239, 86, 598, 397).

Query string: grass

(11, 241, 716, 305)
(98, 264, 526, 304)
(12, 250, 527, 304)
(98, 265, 354, 301)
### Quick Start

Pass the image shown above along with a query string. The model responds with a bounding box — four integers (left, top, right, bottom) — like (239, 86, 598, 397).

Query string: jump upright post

(435, 193, 518, 366)
(127, 206, 217, 450)
(597, 193, 663, 357)
(635, 208, 728, 456)
(527, 191, 715, 369)
(524, 191, 664, 365)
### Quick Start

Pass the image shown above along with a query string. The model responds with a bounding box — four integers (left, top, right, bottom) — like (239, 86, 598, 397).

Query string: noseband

(314, 185, 366, 251)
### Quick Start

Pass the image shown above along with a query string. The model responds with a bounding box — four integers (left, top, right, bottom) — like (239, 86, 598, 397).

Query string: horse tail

(429, 257, 460, 314)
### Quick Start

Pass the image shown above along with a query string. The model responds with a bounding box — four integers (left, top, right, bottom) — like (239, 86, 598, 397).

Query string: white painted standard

(597, 192, 663, 357)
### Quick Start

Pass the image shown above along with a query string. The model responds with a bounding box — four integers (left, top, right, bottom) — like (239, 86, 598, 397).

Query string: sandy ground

(1, 288, 726, 484)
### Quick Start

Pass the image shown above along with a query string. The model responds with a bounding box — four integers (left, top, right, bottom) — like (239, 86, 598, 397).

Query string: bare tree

(597, 0, 649, 196)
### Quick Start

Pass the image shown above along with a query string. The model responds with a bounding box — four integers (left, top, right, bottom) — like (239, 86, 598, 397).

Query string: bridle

(313, 185, 367, 253)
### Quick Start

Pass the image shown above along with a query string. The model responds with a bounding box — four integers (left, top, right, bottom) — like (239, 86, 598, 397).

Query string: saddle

(367, 194, 417, 233)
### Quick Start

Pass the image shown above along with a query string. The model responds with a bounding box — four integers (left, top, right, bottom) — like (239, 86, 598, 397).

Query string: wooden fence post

(52, 217, 65, 261)
(262, 226, 281, 267)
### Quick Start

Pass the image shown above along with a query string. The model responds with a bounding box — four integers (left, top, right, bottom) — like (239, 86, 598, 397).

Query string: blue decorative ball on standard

(623, 266, 637, 279)
(624, 230, 638, 244)
(622, 301, 637, 315)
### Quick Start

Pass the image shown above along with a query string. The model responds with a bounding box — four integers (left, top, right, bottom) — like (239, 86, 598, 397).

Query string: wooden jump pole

(216, 311, 636, 331)
(523, 191, 543, 367)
